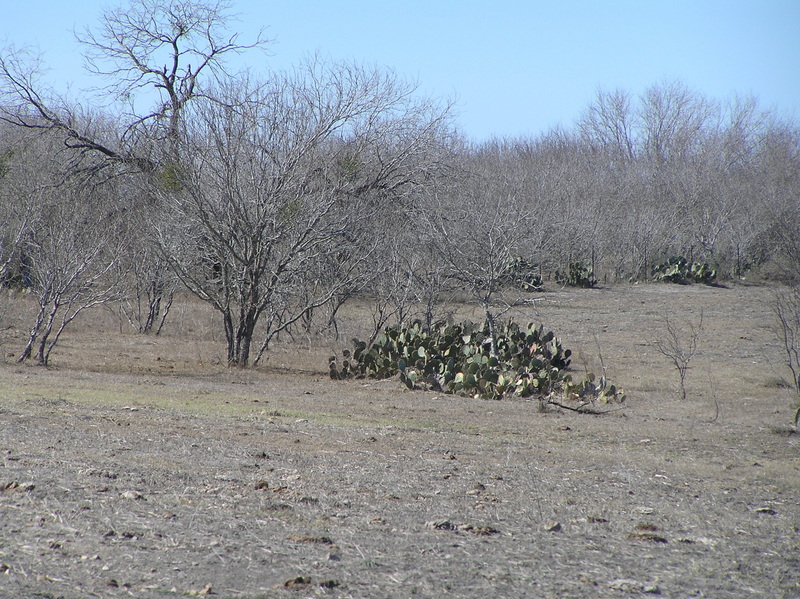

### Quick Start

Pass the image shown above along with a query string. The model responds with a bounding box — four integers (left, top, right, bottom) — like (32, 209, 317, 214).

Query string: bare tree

(15, 173, 123, 366)
(0, 46, 154, 176)
(759, 123, 800, 283)
(356, 218, 451, 345)
(0, 121, 125, 366)
(0, 125, 34, 286)
(1, 1, 269, 342)
(654, 311, 704, 401)
(114, 187, 180, 334)
(157, 59, 452, 366)
(774, 287, 800, 426)
(639, 80, 717, 165)
(578, 87, 637, 162)
(0, 0, 265, 172)
(77, 0, 266, 159)
(419, 144, 540, 356)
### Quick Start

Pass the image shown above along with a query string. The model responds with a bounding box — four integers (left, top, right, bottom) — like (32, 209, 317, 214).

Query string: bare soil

(0, 283, 798, 598)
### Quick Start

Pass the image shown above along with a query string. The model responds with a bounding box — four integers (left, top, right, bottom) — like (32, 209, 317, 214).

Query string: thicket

(1, 1, 799, 372)
(774, 288, 800, 427)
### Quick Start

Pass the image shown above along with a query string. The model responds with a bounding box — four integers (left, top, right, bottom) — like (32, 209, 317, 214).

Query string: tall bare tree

(157, 59, 452, 366)
(419, 143, 540, 356)
(4, 137, 124, 365)
(639, 80, 717, 166)
(0, 0, 265, 173)
(1, 1, 268, 339)
(578, 87, 637, 162)
(77, 0, 266, 161)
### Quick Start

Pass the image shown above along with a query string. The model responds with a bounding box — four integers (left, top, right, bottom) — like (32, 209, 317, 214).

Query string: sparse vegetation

(0, 2, 797, 597)
(653, 310, 704, 401)
(774, 287, 800, 427)
(0, 285, 797, 599)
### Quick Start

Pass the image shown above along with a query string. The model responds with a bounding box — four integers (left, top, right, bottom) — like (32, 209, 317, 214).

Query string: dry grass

(1, 283, 799, 598)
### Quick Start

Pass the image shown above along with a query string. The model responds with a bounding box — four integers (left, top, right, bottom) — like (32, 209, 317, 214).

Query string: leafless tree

(639, 80, 717, 166)
(774, 287, 800, 426)
(114, 183, 180, 334)
(0, 125, 34, 286)
(0, 120, 125, 366)
(0, 0, 265, 173)
(77, 0, 267, 159)
(12, 161, 123, 365)
(1, 1, 268, 341)
(578, 87, 637, 162)
(0, 46, 153, 177)
(654, 311, 704, 401)
(357, 219, 451, 345)
(758, 124, 800, 282)
(156, 59, 452, 366)
(419, 143, 540, 356)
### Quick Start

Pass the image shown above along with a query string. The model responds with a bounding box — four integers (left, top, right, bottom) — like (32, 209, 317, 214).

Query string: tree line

(1, 1, 798, 367)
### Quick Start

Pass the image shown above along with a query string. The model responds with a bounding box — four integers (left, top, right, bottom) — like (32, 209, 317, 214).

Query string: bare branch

(654, 310, 704, 400)
(1, 1, 267, 176)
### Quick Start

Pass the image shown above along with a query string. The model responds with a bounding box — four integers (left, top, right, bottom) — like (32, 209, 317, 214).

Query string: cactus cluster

(561, 371, 625, 405)
(555, 261, 597, 288)
(500, 257, 543, 291)
(652, 256, 716, 285)
(330, 319, 624, 406)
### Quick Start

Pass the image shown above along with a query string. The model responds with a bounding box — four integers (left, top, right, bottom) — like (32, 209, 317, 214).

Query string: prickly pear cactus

(500, 257, 543, 291)
(653, 256, 716, 285)
(555, 261, 596, 288)
(330, 319, 624, 408)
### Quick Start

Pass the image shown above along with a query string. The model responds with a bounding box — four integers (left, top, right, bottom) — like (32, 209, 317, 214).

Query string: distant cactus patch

(330, 319, 624, 409)
(653, 257, 716, 285)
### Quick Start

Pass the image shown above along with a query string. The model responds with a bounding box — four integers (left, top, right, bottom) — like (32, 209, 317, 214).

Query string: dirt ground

(0, 283, 798, 598)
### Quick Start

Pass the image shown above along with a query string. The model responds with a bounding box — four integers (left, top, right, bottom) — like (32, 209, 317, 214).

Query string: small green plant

(555, 261, 596, 288)
(336, 152, 361, 183)
(330, 319, 624, 410)
(653, 257, 716, 285)
(562, 372, 624, 405)
(158, 162, 186, 192)
(0, 149, 14, 179)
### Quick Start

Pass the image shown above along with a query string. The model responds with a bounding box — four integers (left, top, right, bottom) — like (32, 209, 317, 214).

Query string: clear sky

(2, 0, 799, 141)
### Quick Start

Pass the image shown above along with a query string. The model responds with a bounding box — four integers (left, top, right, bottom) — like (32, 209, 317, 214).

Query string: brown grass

(0, 283, 798, 598)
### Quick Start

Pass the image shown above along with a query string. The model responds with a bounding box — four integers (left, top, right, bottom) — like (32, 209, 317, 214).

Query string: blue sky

(3, 1, 799, 141)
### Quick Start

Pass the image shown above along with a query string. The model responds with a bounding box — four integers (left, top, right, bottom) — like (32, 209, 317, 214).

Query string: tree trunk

(223, 312, 236, 366)
(18, 305, 46, 363)
(223, 309, 258, 367)
(483, 302, 499, 358)
(35, 301, 59, 366)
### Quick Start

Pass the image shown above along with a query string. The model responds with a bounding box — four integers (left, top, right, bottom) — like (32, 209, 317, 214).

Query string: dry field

(0, 283, 798, 598)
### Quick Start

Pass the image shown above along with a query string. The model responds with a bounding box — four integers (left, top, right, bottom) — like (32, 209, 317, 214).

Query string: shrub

(500, 257, 543, 291)
(330, 319, 624, 409)
(555, 261, 596, 288)
(653, 256, 716, 285)
(774, 287, 800, 427)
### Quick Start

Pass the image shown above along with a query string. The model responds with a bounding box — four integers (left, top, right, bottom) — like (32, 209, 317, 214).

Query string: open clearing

(1, 283, 799, 598)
